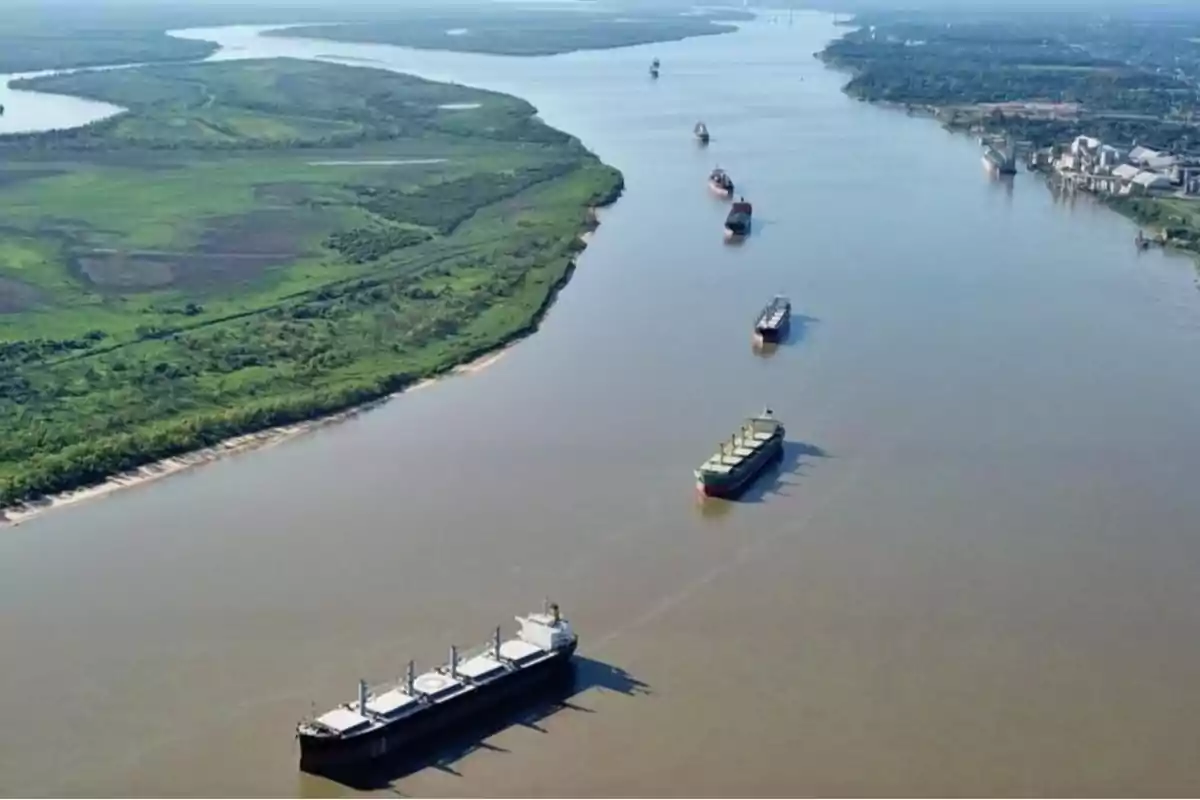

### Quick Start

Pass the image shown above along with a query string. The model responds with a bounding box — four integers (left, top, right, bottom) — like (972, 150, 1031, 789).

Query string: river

(4, 12, 1200, 797)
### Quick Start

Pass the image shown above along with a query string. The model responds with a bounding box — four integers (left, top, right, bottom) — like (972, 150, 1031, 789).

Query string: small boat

(694, 121, 710, 144)
(754, 295, 791, 343)
(708, 166, 734, 197)
(724, 196, 752, 238)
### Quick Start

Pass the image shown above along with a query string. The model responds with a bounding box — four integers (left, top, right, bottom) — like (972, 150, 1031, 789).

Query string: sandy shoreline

(0, 344, 515, 529)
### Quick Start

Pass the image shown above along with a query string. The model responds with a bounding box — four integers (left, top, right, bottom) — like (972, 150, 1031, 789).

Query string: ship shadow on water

(697, 441, 830, 518)
(752, 314, 819, 357)
(318, 657, 649, 792)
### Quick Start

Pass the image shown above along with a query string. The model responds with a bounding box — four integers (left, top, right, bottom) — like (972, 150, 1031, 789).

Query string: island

(1, 3, 750, 75)
(818, 9, 1200, 261)
(2, 2, 218, 74)
(0, 58, 622, 509)
(265, 7, 751, 57)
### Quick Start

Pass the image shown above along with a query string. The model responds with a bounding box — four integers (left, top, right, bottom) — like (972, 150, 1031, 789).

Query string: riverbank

(0, 338, 502, 527)
(817, 13, 1200, 267)
(0, 189, 619, 528)
(0, 57, 624, 512)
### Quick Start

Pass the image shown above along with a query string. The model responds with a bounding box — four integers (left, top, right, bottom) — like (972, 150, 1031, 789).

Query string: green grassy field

(0, 58, 622, 505)
(1105, 195, 1200, 257)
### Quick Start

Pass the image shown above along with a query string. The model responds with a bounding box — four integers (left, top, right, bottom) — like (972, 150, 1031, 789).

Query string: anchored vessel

(694, 121, 710, 144)
(982, 144, 1017, 175)
(755, 295, 791, 343)
(709, 166, 734, 197)
(695, 409, 785, 498)
(725, 197, 753, 237)
(649, 58, 660, 78)
(296, 602, 577, 776)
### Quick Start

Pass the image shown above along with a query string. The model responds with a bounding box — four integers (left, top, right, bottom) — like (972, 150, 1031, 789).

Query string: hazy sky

(11, 0, 1200, 21)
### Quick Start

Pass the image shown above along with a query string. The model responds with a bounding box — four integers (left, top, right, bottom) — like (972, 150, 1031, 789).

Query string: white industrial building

(1131, 171, 1173, 192)
(1112, 163, 1141, 182)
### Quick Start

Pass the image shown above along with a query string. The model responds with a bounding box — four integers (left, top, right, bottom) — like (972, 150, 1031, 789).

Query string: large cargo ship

(649, 58, 660, 78)
(694, 409, 785, 498)
(754, 295, 791, 343)
(708, 166, 734, 197)
(724, 197, 752, 238)
(694, 121, 710, 144)
(982, 145, 1017, 175)
(296, 601, 577, 777)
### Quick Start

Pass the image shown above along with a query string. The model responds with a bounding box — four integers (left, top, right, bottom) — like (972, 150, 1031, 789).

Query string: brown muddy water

(4, 11, 1200, 797)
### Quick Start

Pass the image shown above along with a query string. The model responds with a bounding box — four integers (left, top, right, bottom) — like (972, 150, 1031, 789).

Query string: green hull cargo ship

(694, 409, 785, 498)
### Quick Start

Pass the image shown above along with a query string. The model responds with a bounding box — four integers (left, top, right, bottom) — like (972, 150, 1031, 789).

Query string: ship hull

(755, 321, 788, 343)
(696, 433, 784, 499)
(298, 644, 577, 777)
(708, 180, 734, 197)
(982, 152, 1017, 175)
(724, 210, 751, 238)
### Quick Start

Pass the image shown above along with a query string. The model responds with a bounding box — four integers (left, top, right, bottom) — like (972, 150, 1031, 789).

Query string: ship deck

(758, 310, 788, 328)
(698, 430, 777, 474)
(302, 636, 566, 739)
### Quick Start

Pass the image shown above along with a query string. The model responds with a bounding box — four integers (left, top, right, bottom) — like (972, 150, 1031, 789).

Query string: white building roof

(1146, 154, 1178, 170)
(1129, 145, 1161, 163)
(1132, 171, 1171, 188)
(1113, 164, 1141, 180)
(316, 706, 371, 734)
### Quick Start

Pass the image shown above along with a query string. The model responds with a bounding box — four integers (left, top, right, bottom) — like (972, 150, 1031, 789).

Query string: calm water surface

(4, 13, 1200, 797)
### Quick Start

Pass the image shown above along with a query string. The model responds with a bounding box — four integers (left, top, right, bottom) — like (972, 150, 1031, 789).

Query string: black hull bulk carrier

(724, 197, 752, 238)
(754, 295, 791, 343)
(296, 602, 577, 776)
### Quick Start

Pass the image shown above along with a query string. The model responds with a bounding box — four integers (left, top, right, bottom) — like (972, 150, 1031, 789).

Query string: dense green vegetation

(818, 11, 1200, 150)
(818, 10, 1200, 260)
(0, 1, 752, 74)
(1106, 195, 1200, 256)
(0, 58, 622, 506)
(266, 8, 750, 56)
(0, 28, 215, 74)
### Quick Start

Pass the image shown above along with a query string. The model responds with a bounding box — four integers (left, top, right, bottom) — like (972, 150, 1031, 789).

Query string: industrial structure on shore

(1039, 135, 1200, 196)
